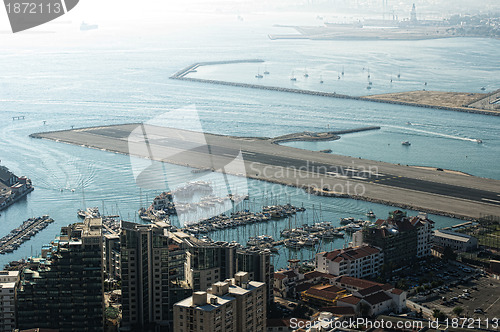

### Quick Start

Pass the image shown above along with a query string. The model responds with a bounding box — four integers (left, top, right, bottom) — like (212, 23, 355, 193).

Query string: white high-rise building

(0, 271, 19, 332)
(174, 272, 266, 332)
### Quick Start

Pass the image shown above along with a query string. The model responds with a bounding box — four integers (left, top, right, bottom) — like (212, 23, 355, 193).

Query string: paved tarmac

(31, 124, 500, 220)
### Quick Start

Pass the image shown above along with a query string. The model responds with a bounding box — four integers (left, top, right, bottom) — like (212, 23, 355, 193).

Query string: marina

(0, 216, 54, 254)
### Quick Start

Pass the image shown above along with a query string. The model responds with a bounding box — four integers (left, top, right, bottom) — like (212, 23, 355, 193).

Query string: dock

(0, 216, 54, 254)
(30, 124, 500, 220)
(170, 61, 499, 117)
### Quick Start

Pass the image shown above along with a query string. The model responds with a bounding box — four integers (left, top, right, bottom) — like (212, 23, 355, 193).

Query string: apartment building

(173, 272, 266, 332)
(0, 270, 18, 332)
(16, 218, 104, 332)
(315, 245, 383, 279)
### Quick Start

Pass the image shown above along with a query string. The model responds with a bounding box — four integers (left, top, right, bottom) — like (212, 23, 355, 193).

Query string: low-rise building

(0, 270, 18, 332)
(332, 276, 407, 316)
(315, 245, 383, 279)
(301, 284, 347, 307)
(273, 259, 303, 298)
(433, 229, 478, 252)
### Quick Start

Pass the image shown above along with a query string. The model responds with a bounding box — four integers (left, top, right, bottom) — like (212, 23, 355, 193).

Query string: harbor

(170, 60, 499, 116)
(139, 188, 372, 254)
(30, 124, 500, 220)
(0, 216, 54, 254)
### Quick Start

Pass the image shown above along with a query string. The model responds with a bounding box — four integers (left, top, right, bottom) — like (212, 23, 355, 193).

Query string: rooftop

(175, 292, 235, 311)
(322, 245, 381, 262)
(363, 291, 392, 305)
(434, 229, 474, 242)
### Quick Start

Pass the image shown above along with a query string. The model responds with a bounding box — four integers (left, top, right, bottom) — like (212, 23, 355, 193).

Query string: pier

(0, 216, 54, 254)
(30, 124, 500, 220)
(170, 61, 499, 116)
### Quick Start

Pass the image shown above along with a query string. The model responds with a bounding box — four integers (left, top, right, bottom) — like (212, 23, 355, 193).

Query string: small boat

(77, 209, 87, 219)
(366, 86, 372, 90)
(481, 87, 486, 91)
(368, 81, 373, 85)
(264, 66, 270, 75)
(402, 141, 411, 146)
(406, 121, 412, 125)
(366, 210, 376, 218)
(80, 22, 98, 31)
(476, 139, 483, 143)
(340, 217, 355, 225)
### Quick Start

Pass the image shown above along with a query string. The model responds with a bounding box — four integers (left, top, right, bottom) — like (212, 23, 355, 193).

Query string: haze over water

(0, 10, 499, 268)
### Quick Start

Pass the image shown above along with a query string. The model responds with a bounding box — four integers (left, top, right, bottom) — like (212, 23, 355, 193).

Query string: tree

(291, 304, 311, 319)
(443, 246, 457, 261)
(453, 306, 464, 317)
(433, 309, 446, 321)
(396, 279, 409, 290)
(359, 302, 371, 317)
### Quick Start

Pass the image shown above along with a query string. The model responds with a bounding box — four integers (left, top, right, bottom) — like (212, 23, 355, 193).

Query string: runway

(31, 123, 500, 220)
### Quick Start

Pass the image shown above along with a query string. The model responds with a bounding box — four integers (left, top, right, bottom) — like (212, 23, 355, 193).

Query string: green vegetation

(433, 309, 446, 321)
(105, 306, 119, 320)
(453, 306, 464, 317)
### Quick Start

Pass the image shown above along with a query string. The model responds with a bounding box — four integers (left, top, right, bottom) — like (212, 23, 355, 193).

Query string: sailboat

(290, 71, 297, 81)
(341, 66, 344, 76)
(304, 68, 309, 78)
(263, 66, 270, 75)
(320, 75, 324, 84)
(367, 68, 371, 79)
(255, 68, 263, 79)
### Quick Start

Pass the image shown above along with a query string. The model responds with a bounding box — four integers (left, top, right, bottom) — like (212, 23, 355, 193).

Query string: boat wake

(388, 125, 480, 143)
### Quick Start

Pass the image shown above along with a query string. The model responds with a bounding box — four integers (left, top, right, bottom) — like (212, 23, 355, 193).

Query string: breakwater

(271, 126, 380, 144)
(170, 61, 499, 117)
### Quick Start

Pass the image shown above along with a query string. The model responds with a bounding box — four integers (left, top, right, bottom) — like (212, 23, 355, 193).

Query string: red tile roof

(357, 285, 383, 297)
(391, 288, 404, 295)
(320, 306, 356, 316)
(304, 271, 326, 280)
(338, 295, 361, 305)
(382, 284, 394, 291)
(363, 291, 392, 305)
(274, 272, 286, 280)
(323, 245, 380, 262)
(334, 276, 383, 290)
(283, 270, 298, 279)
(296, 283, 313, 293)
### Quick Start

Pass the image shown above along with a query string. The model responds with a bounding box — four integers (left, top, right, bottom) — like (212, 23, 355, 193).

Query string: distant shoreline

(170, 61, 499, 117)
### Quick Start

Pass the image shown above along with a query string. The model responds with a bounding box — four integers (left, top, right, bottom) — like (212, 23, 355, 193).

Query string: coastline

(170, 61, 499, 117)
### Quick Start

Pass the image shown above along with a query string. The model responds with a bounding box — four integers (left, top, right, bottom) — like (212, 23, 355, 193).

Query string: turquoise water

(0, 13, 499, 269)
